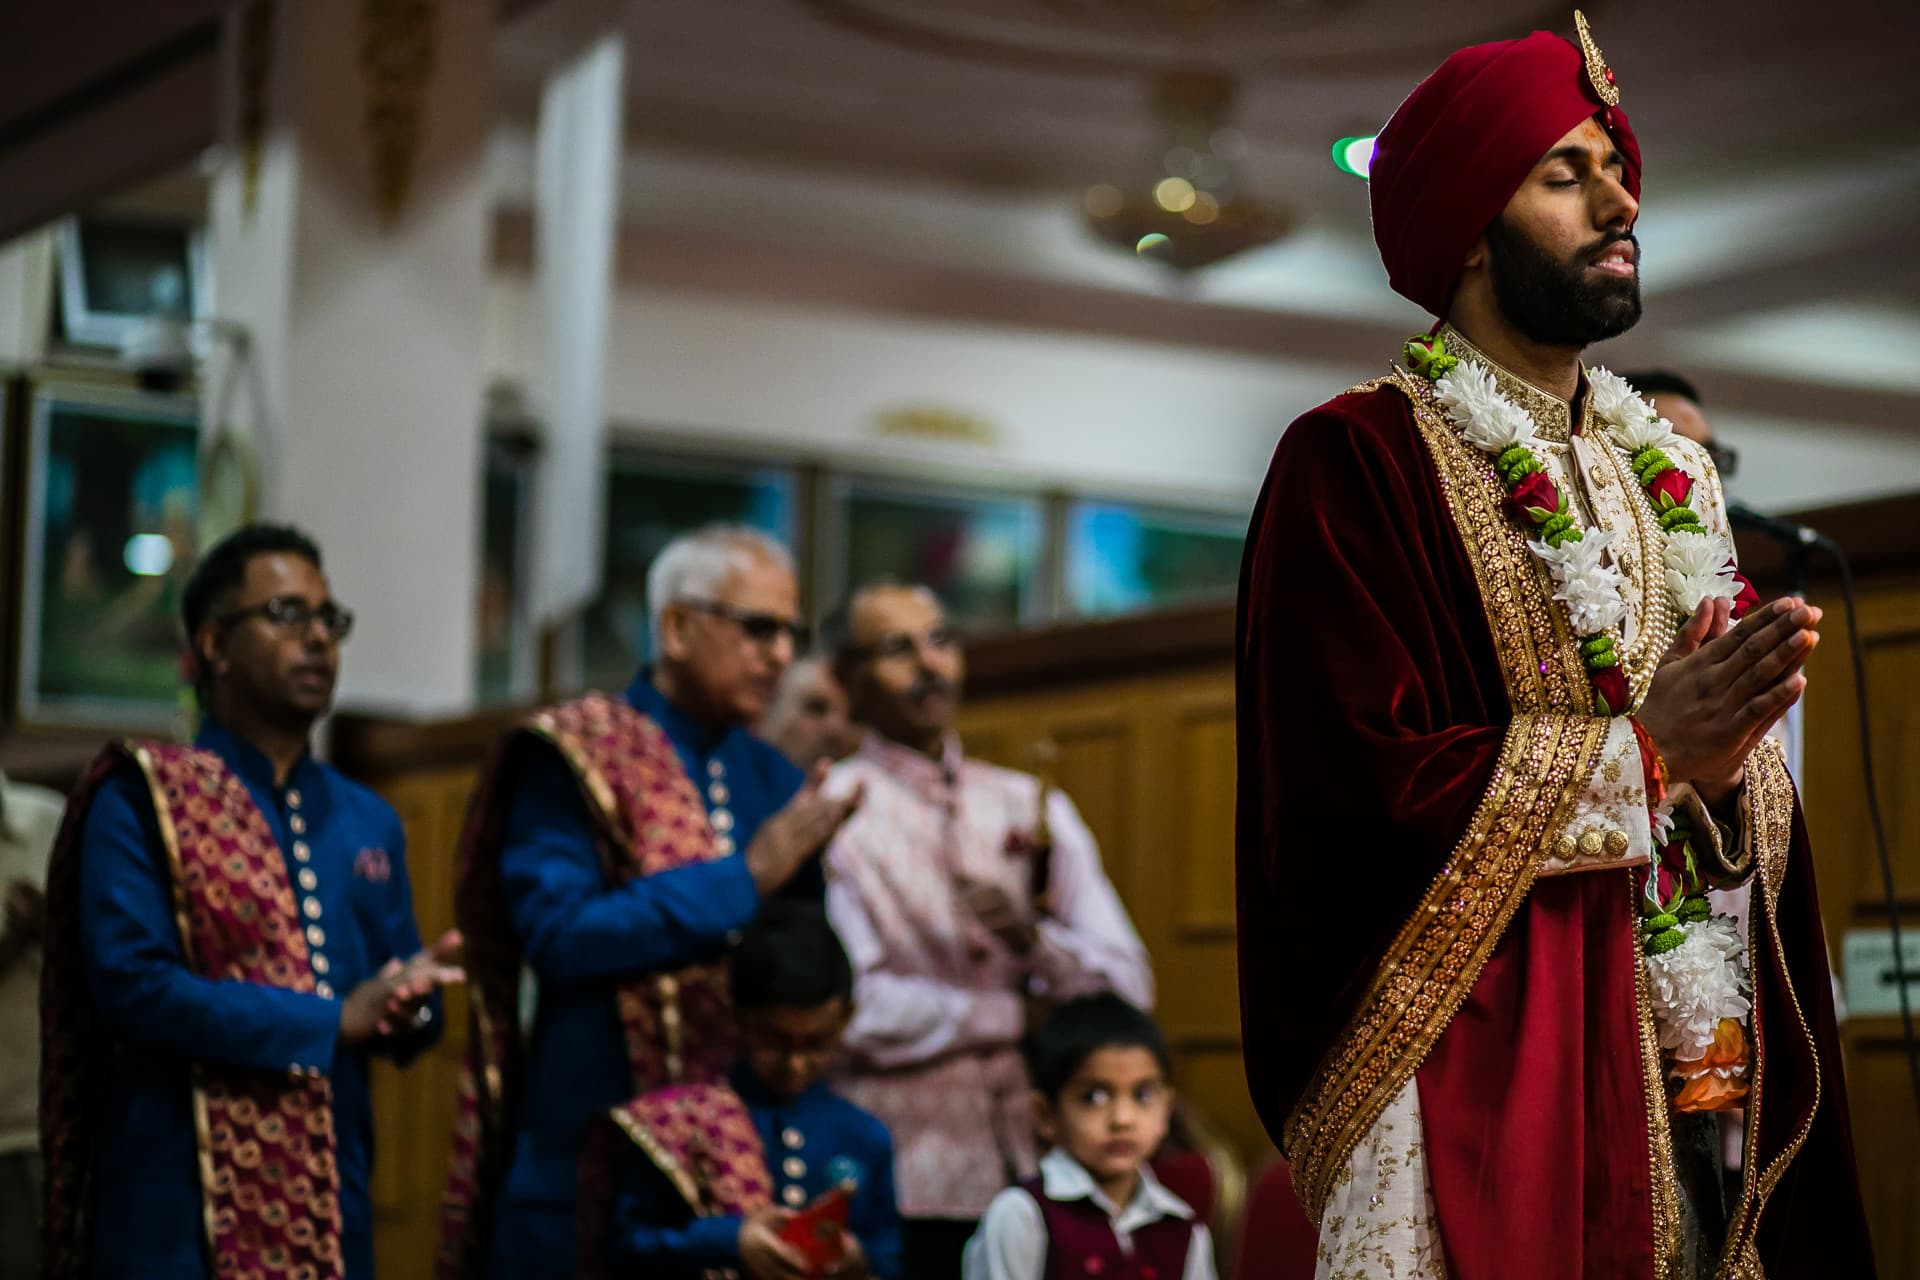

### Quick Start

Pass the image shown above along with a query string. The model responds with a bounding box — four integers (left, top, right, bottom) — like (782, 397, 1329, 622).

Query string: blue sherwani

(487, 671, 809, 1277)
(75, 719, 438, 1279)
(609, 1067, 904, 1279)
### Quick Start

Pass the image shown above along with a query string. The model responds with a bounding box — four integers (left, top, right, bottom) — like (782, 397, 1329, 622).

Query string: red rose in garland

(1728, 566, 1759, 620)
(1509, 471, 1561, 523)
(1646, 466, 1692, 510)
(1590, 663, 1631, 717)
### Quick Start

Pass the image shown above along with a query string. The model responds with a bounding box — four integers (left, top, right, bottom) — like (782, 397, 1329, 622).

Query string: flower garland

(1406, 332, 1756, 1112)
(1586, 367, 1758, 621)
(1638, 808, 1753, 1111)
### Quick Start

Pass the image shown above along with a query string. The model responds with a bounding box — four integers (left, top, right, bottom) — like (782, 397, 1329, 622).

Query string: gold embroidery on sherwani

(1714, 738, 1816, 1277)
(1281, 369, 1613, 1223)
(1633, 878, 1684, 1280)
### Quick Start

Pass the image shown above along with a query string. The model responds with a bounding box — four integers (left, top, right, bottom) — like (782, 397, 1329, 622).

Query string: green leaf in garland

(1659, 506, 1706, 534)
(1404, 333, 1459, 380)
(1645, 929, 1687, 956)
(1632, 445, 1670, 475)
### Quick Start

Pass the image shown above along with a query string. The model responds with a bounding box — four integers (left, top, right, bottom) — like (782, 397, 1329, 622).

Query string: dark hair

(1619, 370, 1702, 405)
(181, 522, 324, 706)
(729, 898, 853, 1011)
(822, 578, 943, 677)
(1022, 993, 1171, 1100)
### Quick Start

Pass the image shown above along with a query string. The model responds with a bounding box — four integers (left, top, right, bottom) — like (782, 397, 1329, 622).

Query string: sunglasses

(218, 594, 356, 641)
(682, 599, 810, 648)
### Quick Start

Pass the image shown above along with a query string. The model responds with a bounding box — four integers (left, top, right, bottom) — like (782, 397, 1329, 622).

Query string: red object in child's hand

(776, 1187, 851, 1276)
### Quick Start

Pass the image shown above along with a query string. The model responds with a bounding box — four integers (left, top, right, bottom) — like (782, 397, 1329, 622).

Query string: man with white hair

(443, 525, 862, 1279)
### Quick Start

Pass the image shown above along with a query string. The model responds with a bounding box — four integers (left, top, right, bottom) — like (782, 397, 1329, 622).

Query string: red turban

(1368, 28, 1642, 318)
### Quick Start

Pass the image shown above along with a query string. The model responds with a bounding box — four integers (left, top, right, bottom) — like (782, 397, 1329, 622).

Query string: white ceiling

(492, 0, 1920, 447)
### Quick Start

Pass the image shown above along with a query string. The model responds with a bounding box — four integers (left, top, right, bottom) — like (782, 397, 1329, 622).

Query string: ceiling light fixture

(1082, 71, 1289, 272)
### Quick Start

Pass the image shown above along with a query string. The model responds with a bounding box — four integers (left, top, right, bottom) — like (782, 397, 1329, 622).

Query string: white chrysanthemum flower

(1436, 363, 1540, 454)
(1645, 916, 1751, 1062)
(1664, 529, 1740, 614)
(1531, 527, 1628, 634)
(1589, 367, 1677, 453)
(1651, 801, 1677, 846)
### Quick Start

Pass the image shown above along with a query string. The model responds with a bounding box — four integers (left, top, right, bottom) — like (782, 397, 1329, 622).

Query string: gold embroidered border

(1395, 368, 1593, 716)
(527, 700, 627, 848)
(130, 747, 222, 1263)
(1716, 738, 1816, 1276)
(1632, 874, 1683, 1279)
(610, 1106, 703, 1213)
(1283, 711, 1608, 1219)
(1281, 372, 1616, 1221)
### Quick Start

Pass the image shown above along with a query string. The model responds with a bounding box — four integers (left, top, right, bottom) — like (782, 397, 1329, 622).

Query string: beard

(1484, 215, 1643, 349)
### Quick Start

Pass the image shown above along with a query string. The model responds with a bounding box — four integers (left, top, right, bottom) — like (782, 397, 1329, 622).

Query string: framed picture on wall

(819, 476, 1048, 632)
(14, 382, 200, 730)
(1063, 498, 1248, 619)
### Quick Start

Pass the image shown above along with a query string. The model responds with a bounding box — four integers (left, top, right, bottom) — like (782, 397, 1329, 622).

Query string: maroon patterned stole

(41, 743, 342, 1280)
(438, 693, 746, 1278)
(575, 1084, 774, 1280)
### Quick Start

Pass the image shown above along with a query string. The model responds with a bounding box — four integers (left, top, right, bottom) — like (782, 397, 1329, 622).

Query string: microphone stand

(1729, 501, 1920, 1121)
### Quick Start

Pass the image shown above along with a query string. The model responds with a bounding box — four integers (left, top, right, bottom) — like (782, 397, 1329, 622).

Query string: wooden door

(958, 664, 1266, 1164)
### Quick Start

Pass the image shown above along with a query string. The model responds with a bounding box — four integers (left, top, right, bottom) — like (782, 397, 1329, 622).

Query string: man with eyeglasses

(820, 581, 1152, 1280)
(445, 524, 861, 1279)
(41, 522, 463, 1279)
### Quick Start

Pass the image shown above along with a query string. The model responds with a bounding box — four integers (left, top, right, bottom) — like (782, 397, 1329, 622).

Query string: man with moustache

(42, 523, 462, 1279)
(823, 581, 1152, 1280)
(1235, 14, 1870, 1279)
(444, 525, 860, 1279)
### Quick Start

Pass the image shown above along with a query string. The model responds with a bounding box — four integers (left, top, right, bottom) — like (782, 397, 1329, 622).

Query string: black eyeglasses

(682, 599, 809, 648)
(218, 595, 356, 641)
(843, 626, 958, 664)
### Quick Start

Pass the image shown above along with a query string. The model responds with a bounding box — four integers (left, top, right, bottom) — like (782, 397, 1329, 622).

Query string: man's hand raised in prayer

(338, 928, 465, 1044)
(747, 761, 863, 897)
(1635, 596, 1820, 811)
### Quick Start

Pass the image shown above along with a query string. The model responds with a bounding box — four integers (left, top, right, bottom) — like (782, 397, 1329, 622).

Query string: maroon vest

(1020, 1176, 1195, 1280)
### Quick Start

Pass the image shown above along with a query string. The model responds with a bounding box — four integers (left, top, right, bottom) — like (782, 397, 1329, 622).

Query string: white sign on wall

(1842, 928, 1920, 1018)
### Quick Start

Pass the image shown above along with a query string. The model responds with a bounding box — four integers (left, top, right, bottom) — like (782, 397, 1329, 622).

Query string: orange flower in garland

(1671, 1016, 1751, 1113)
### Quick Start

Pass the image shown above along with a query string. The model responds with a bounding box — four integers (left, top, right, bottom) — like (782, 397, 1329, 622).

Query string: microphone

(1725, 501, 1838, 551)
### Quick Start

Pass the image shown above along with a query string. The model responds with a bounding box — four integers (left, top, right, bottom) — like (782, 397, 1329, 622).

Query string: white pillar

(208, 0, 495, 715)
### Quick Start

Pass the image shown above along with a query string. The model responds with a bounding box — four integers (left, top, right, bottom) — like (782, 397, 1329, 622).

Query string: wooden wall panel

(956, 666, 1260, 1171)
(1800, 580, 1920, 1280)
(365, 765, 481, 1280)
